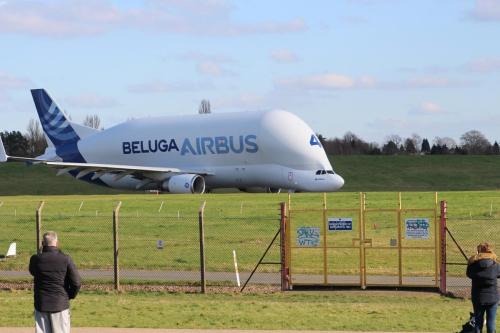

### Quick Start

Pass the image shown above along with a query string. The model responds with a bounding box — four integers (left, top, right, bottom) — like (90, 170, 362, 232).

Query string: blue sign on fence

(328, 218, 353, 231)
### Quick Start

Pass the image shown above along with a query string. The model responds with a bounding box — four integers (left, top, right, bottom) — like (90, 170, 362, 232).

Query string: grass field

(0, 191, 499, 279)
(0, 289, 471, 331)
(1, 155, 500, 196)
(335, 155, 500, 191)
(0, 159, 497, 330)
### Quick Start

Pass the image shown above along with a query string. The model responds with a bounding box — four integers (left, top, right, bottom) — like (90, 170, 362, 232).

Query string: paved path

(0, 269, 469, 287)
(0, 329, 445, 333)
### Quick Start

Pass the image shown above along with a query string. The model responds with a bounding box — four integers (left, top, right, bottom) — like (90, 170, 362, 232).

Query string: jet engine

(163, 174, 205, 194)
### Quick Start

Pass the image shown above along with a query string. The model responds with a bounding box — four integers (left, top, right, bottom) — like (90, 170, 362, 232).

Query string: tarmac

(0, 329, 445, 333)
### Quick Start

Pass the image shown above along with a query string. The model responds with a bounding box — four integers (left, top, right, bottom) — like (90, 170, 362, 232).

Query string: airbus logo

(122, 135, 259, 156)
(310, 134, 322, 147)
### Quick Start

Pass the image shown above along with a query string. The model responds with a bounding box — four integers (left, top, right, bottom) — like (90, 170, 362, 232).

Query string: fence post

(439, 200, 447, 295)
(199, 201, 207, 293)
(113, 201, 122, 291)
(397, 192, 403, 287)
(36, 201, 45, 254)
(280, 202, 289, 291)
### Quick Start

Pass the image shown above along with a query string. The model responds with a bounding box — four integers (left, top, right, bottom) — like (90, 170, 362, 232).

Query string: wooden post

(36, 201, 45, 254)
(113, 201, 122, 291)
(199, 201, 206, 293)
(359, 193, 368, 289)
(439, 200, 447, 295)
(397, 192, 403, 287)
(280, 202, 289, 291)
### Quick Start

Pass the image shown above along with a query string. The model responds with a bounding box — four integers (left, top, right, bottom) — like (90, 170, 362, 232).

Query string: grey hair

(43, 231, 58, 246)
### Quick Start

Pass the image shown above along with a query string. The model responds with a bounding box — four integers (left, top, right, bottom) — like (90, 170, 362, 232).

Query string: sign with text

(405, 218, 430, 240)
(296, 227, 320, 247)
(328, 218, 353, 231)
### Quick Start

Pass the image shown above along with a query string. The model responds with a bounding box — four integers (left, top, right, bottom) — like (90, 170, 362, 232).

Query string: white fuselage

(76, 110, 344, 192)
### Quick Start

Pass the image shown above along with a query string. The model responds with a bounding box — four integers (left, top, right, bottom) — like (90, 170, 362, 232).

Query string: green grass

(334, 155, 500, 191)
(0, 191, 499, 279)
(2, 155, 500, 195)
(0, 289, 471, 331)
(0, 163, 123, 195)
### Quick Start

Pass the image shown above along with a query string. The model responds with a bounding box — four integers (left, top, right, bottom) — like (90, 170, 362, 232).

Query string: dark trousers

(473, 302, 498, 332)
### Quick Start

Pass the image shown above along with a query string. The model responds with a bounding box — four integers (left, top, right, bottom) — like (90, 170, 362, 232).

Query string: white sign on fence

(296, 227, 320, 247)
(328, 217, 353, 231)
(405, 218, 430, 240)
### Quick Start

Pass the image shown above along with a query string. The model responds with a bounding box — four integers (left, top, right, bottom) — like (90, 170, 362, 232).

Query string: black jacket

(29, 246, 81, 312)
(466, 258, 500, 305)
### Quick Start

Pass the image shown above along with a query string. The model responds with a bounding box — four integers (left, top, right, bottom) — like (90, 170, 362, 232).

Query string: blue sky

(1, 0, 499, 145)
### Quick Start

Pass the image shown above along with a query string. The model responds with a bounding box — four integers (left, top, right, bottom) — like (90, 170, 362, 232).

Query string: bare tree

(410, 133, 422, 153)
(25, 118, 47, 157)
(385, 134, 402, 147)
(460, 130, 491, 154)
(83, 114, 101, 129)
(198, 99, 211, 114)
(433, 136, 457, 149)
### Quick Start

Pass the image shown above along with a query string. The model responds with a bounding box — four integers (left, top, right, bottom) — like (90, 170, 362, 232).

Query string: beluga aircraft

(0, 89, 344, 194)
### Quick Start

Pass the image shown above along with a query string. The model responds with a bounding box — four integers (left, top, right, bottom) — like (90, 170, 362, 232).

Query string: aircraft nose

(332, 174, 344, 190)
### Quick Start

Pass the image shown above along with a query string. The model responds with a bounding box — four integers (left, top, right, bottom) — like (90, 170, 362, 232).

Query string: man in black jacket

(467, 242, 500, 333)
(29, 231, 81, 333)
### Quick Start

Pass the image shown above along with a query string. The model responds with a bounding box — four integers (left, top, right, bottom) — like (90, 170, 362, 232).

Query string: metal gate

(285, 192, 441, 289)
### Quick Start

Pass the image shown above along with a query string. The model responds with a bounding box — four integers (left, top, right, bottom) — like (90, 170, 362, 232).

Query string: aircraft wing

(0, 137, 213, 187)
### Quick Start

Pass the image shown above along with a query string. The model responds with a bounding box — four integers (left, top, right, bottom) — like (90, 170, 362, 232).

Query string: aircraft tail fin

(6, 242, 16, 257)
(31, 89, 81, 147)
(0, 136, 7, 162)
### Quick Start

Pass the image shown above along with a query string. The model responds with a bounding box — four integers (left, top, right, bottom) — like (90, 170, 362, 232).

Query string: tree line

(2, 115, 499, 157)
(1, 115, 101, 157)
(318, 130, 500, 155)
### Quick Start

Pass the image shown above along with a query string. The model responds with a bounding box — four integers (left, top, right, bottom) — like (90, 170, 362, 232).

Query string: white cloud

(127, 80, 213, 93)
(0, 0, 121, 37)
(197, 62, 223, 76)
(0, 0, 306, 38)
(411, 101, 446, 115)
(276, 72, 467, 91)
(463, 57, 500, 73)
(181, 52, 235, 77)
(468, 0, 500, 21)
(271, 49, 299, 63)
(277, 73, 357, 90)
(0, 71, 31, 89)
(402, 76, 466, 89)
(65, 93, 118, 108)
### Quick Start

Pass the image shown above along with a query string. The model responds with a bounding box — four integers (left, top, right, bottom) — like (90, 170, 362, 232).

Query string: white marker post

(158, 201, 164, 213)
(233, 250, 240, 287)
(78, 201, 84, 212)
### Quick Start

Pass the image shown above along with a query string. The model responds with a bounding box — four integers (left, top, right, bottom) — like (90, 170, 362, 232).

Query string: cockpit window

(321, 170, 326, 175)
(327, 170, 334, 174)
(315, 170, 321, 175)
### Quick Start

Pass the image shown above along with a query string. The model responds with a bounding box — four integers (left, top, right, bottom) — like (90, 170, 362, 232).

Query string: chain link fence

(0, 196, 283, 291)
(445, 214, 500, 298)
